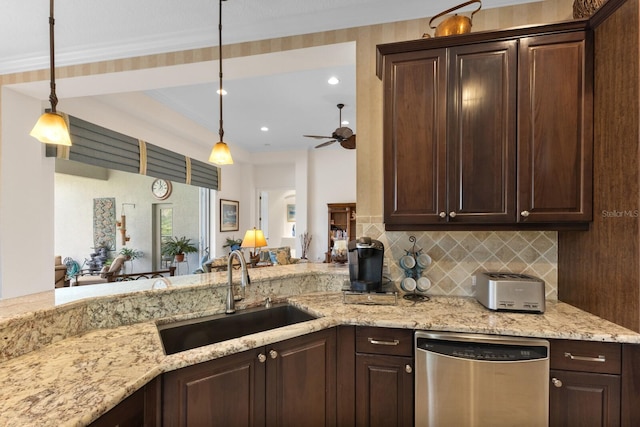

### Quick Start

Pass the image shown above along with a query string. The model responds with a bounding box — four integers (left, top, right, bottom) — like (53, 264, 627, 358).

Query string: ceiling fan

(304, 103, 356, 149)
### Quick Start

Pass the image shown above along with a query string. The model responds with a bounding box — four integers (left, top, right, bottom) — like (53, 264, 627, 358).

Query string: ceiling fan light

(30, 112, 72, 146)
(209, 141, 234, 165)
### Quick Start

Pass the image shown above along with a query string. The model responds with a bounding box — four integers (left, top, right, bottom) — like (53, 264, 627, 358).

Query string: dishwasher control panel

(417, 337, 548, 361)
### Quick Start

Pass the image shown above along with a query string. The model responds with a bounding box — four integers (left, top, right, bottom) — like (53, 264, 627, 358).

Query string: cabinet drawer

(355, 327, 413, 356)
(550, 339, 621, 374)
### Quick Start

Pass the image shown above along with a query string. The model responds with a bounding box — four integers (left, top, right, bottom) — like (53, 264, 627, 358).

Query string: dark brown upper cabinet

(518, 32, 593, 224)
(378, 21, 593, 231)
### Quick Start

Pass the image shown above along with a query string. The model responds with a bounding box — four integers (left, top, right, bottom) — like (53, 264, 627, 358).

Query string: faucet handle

(265, 297, 272, 308)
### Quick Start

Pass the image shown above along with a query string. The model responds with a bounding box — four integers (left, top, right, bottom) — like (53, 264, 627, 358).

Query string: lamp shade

(30, 112, 72, 146)
(209, 141, 233, 165)
(241, 228, 267, 249)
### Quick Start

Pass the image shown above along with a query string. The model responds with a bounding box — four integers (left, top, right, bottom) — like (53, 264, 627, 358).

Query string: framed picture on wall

(220, 199, 239, 232)
(287, 204, 296, 222)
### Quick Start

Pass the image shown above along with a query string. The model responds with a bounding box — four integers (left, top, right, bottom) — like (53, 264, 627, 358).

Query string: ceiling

(2, 0, 538, 155)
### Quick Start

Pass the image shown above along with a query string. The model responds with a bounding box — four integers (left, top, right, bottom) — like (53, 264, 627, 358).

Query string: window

(155, 205, 173, 269)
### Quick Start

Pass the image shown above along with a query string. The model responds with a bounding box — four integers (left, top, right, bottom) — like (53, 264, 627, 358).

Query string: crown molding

(0, 28, 215, 76)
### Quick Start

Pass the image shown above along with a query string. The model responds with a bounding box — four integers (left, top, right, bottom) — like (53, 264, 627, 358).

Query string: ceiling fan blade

(315, 139, 336, 148)
(340, 134, 356, 150)
(304, 134, 333, 139)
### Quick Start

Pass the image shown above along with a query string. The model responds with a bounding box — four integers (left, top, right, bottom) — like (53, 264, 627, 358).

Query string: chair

(54, 256, 68, 288)
(75, 255, 127, 286)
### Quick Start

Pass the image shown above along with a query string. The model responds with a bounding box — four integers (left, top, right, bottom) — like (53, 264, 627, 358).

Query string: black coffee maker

(348, 237, 385, 292)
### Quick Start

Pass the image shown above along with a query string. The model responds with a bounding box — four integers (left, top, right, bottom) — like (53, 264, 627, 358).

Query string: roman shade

(146, 143, 187, 184)
(46, 115, 219, 190)
(190, 158, 220, 190)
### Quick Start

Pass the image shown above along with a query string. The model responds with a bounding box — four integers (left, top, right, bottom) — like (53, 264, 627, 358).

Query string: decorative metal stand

(399, 236, 431, 302)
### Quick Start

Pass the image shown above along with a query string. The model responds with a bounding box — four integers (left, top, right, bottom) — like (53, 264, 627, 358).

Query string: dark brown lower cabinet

(89, 377, 161, 427)
(354, 327, 414, 427)
(549, 339, 622, 427)
(162, 328, 336, 427)
(355, 353, 413, 427)
(549, 369, 621, 426)
(621, 344, 640, 426)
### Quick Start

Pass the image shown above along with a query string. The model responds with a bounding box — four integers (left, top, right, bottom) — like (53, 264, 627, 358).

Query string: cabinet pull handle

(258, 353, 267, 363)
(520, 210, 530, 218)
(405, 364, 412, 374)
(564, 352, 606, 363)
(449, 211, 457, 218)
(551, 377, 563, 388)
(439, 212, 447, 218)
(368, 338, 400, 346)
(269, 349, 278, 359)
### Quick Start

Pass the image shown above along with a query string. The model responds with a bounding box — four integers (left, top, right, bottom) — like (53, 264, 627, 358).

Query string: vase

(331, 240, 348, 263)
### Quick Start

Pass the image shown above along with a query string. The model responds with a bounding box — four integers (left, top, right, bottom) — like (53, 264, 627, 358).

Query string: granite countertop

(0, 269, 639, 426)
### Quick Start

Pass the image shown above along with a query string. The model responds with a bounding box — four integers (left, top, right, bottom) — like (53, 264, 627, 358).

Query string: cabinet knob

(405, 364, 413, 374)
(520, 210, 530, 218)
(449, 211, 457, 218)
(551, 377, 563, 388)
(258, 353, 267, 363)
(439, 211, 447, 218)
(269, 349, 278, 359)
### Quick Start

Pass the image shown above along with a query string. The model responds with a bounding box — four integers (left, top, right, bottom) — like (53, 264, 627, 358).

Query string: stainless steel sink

(157, 303, 317, 355)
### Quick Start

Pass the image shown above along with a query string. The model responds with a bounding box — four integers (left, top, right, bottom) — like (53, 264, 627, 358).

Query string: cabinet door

(518, 31, 593, 223)
(90, 378, 160, 427)
(355, 353, 413, 427)
(162, 349, 266, 427)
(265, 328, 337, 427)
(383, 48, 447, 226)
(447, 41, 517, 223)
(549, 369, 620, 427)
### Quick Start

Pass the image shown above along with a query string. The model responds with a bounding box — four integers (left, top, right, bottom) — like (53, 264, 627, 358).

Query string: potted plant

(119, 247, 143, 261)
(162, 236, 198, 262)
(222, 236, 243, 253)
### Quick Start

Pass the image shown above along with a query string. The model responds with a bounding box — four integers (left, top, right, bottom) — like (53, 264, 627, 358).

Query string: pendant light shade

(30, 112, 72, 146)
(31, 0, 72, 146)
(209, 141, 233, 165)
(209, 0, 234, 165)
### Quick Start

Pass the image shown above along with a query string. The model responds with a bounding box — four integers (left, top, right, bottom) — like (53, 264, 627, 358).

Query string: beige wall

(0, 1, 574, 298)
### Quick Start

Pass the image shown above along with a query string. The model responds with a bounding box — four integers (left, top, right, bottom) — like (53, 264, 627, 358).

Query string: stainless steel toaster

(473, 272, 545, 313)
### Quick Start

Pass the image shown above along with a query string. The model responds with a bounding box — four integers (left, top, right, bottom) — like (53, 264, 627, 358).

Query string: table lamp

(241, 227, 267, 266)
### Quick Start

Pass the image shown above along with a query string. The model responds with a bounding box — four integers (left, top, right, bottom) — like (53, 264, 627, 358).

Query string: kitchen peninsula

(0, 264, 638, 426)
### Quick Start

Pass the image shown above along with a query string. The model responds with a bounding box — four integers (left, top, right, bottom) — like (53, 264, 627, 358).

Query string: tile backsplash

(358, 222, 558, 299)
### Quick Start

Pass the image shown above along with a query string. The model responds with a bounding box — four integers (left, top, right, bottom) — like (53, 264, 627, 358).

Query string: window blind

(46, 114, 219, 190)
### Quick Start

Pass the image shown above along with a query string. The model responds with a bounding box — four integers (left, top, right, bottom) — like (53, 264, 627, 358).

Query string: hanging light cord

(218, 0, 225, 143)
(48, 0, 58, 114)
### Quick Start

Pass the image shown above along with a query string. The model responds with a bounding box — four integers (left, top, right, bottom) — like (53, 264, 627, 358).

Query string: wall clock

(151, 178, 172, 200)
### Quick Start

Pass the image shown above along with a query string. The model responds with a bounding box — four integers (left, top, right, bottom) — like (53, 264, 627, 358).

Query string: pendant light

(209, 0, 233, 165)
(30, 0, 72, 147)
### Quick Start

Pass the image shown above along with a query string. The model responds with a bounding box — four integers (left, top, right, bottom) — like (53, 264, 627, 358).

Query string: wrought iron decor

(93, 197, 116, 250)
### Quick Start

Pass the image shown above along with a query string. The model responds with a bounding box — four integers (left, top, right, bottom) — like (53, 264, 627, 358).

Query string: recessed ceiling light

(328, 77, 340, 85)
(261, 126, 269, 132)
(216, 89, 227, 95)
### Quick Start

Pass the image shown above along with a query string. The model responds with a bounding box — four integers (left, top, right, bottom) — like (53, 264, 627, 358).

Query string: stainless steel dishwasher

(415, 331, 550, 427)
